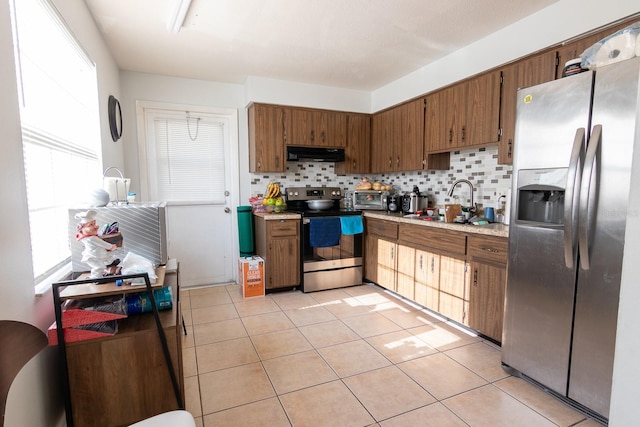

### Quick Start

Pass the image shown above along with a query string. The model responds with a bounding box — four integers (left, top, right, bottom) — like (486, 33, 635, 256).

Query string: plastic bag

(120, 252, 157, 285)
(581, 21, 640, 69)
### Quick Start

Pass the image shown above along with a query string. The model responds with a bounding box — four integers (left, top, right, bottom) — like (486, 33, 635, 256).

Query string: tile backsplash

(250, 146, 512, 209)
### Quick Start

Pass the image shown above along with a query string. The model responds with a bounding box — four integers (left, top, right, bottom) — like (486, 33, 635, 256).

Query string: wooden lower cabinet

(365, 217, 509, 342)
(64, 270, 184, 427)
(254, 216, 300, 290)
(467, 234, 508, 342)
(469, 261, 506, 341)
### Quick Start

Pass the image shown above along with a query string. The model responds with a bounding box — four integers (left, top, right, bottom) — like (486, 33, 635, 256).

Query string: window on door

(143, 109, 229, 204)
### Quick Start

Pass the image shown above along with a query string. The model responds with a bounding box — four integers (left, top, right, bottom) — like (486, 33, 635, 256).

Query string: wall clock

(108, 95, 122, 142)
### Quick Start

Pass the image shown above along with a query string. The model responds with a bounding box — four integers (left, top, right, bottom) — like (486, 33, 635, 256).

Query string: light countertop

(363, 211, 509, 238)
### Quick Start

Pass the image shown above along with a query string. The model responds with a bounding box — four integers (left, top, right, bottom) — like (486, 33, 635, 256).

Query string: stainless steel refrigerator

(502, 56, 640, 422)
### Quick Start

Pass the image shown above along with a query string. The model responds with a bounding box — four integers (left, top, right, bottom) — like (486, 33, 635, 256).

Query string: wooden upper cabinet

(371, 98, 424, 173)
(248, 103, 288, 172)
(464, 71, 501, 147)
(289, 108, 347, 147)
(335, 113, 371, 175)
(397, 98, 425, 171)
(370, 108, 395, 173)
(425, 85, 460, 153)
(498, 51, 556, 164)
(426, 71, 500, 152)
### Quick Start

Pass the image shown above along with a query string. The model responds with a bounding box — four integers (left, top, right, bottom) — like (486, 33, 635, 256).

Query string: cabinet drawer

(366, 218, 398, 240)
(467, 235, 508, 265)
(268, 220, 299, 237)
(398, 224, 466, 256)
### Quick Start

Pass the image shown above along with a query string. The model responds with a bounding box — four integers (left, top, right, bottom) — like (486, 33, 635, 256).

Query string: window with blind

(10, 0, 101, 284)
(144, 111, 228, 204)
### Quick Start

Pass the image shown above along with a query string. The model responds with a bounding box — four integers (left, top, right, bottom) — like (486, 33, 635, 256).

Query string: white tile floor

(180, 283, 604, 427)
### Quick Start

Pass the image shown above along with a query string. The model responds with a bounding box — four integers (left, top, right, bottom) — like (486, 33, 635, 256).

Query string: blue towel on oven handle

(309, 217, 341, 248)
(340, 216, 364, 235)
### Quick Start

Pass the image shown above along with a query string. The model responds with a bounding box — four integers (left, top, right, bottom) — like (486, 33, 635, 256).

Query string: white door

(138, 103, 239, 287)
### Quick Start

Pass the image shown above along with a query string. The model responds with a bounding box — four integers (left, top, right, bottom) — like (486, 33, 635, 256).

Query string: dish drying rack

(103, 167, 130, 205)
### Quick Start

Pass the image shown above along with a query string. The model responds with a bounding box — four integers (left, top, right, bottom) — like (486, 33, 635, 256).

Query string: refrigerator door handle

(578, 124, 602, 270)
(564, 128, 585, 268)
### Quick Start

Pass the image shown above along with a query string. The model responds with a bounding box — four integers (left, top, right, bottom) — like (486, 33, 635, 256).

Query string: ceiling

(84, 0, 559, 91)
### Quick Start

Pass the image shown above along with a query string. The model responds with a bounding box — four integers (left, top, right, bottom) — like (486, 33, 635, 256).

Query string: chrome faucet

(447, 179, 475, 212)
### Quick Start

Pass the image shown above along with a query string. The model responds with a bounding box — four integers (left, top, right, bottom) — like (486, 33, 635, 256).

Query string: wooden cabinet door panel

(396, 245, 416, 300)
(467, 235, 508, 266)
(425, 88, 453, 153)
(377, 239, 397, 291)
(323, 110, 347, 147)
(469, 262, 506, 342)
(364, 234, 379, 284)
(267, 237, 299, 289)
(439, 256, 467, 299)
(398, 98, 425, 171)
(439, 293, 467, 325)
(336, 113, 371, 175)
(414, 249, 440, 312)
(249, 104, 286, 172)
(464, 72, 501, 147)
(371, 109, 395, 173)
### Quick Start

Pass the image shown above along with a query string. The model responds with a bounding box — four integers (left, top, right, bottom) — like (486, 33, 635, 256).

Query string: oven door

(302, 216, 363, 292)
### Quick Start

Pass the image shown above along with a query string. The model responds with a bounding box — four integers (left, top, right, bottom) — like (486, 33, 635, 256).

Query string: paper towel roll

(636, 33, 640, 57)
(593, 33, 637, 67)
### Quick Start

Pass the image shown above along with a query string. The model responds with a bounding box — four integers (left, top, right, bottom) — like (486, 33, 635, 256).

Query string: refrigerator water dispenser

(516, 168, 566, 224)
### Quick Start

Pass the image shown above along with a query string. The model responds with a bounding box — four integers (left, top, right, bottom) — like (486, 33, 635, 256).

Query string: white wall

(0, 0, 122, 425)
(372, 0, 640, 111)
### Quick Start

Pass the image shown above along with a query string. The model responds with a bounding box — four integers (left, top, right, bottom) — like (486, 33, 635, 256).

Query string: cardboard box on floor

(238, 256, 265, 298)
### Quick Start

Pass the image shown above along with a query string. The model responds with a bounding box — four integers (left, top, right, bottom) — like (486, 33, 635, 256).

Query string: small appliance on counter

(401, 186, 428, 214)
(353, 190, 389, 210)
(385, 194, 400, 212)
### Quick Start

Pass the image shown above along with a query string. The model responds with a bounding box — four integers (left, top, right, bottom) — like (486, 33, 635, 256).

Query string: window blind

(151, 115, 227, 203)
(11, 0, 101, 282)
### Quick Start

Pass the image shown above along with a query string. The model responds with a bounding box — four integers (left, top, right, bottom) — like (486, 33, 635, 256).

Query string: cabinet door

(397, 98, 425, 171)
(320, 110, 347, 147)
(289, 108, 347, 147)
(248, 104, 287, 172)
(414, 249, 440, 312)
(335, 113, 371, 175)
(425, 87, 456, 153)
(463, 72, 501, 148)
(396, 245, 415, 300)
(370, 108, 395, 173)
(377, 239, 397, 291)
(438, 256, 469, 325)
(364, 233, 379, 283)
(469, 261, 506, 342)
(499, 51, 556, 164)
(289, 108, 314, 146)
(267, 237, 299, 289)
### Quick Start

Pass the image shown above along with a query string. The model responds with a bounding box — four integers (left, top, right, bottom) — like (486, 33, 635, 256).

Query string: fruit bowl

(265, 204, 287, 213)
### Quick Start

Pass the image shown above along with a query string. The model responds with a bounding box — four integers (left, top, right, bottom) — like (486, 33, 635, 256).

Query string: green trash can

(237, 206, 254, 256)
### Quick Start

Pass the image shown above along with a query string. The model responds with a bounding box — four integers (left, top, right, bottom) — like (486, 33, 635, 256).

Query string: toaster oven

(353, 190, 389, 210)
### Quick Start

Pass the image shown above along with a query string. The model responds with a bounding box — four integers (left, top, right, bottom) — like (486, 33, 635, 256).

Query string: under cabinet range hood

(286, 146, 345, 162)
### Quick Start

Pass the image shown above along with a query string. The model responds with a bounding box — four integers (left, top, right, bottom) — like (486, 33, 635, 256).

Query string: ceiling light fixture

(167, 0, 193, 33)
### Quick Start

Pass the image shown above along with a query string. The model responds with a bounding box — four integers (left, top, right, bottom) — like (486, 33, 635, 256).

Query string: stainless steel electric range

(285, 186, 363, 293)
